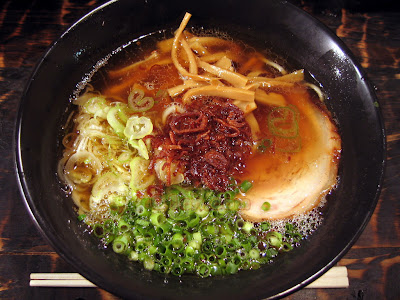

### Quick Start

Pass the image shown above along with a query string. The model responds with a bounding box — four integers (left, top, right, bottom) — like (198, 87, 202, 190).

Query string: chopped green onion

(195, 203, 209, 217)
(117, 219, 130, 232)
(93, 224, 105, 238)
(240, 180, 252, 193)
(182, 258, 195, 272)
(171, 264, 184, 276)
(242, 221, 254, 233)
(107, 106, 126, 136)
(148, 245, 157, 255)
(241, 241, 252, 252)
(185, 245, 196, 257)
(103, 219, 116, 233)
(136, 204, 150, 217)
(188, 239, 201, 250)
(227, 199, 241, 211)
(124, 115, 153, 140)
(112, 234, 129, 254)
(143, 256, 155, 270)
(150, 212, 166, 227)
(223, 190, 237, 201)
(157, 222, 172, 234)
(249, 248, 260, 259)
(261, 201, 271, 211)
(236, 219, 244, 229)
(282, 242, 293, 252)
(207, 253, 217, 263)
(260, 222, 271, 231)
(128, 88, 154, 112)
(201, 241, 213, 254)
(192, 232, 202, 243)
(172, 233, 184, 242)
(135, 219, 150, 227)
(170, 239, 184, 252)
(129, 139, 149, 160)
(161, 256, 172, 267)
(214, 245, 226, 256)
(196, 264, 211, 277)
(217, 205, 227, 215)
(129, 251, 139, 261)
(187, 213, 200, 228)
(266, 231, 283, 248)
(257, 139, 272, 153)
(231, 255, 242, 266)
(225, 262, 239, 274)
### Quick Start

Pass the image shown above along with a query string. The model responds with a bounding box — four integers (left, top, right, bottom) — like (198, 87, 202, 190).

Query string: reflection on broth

(58, 13, 341, 277)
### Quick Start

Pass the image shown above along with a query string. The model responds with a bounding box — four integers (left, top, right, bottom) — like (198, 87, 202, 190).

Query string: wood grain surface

(0, 0, 399, 299)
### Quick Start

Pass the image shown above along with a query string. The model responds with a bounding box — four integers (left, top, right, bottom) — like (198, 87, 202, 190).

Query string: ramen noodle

(58, 13, 341, 277)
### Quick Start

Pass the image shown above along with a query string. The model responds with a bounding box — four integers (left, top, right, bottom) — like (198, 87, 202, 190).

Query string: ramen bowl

(15, 0, 385, 299)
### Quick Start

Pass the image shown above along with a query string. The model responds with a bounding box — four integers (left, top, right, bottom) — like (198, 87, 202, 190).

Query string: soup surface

(59, 13, 341, 277)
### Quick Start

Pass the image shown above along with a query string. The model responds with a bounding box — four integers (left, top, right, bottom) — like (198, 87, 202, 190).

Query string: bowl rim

(14, 0, 387, 299)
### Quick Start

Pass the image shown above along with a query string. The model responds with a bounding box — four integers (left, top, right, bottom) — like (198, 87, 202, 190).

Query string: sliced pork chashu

(239, 97, 341, 221)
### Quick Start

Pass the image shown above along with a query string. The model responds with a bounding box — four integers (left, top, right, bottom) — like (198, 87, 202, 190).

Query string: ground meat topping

(151, 97, 253, 191)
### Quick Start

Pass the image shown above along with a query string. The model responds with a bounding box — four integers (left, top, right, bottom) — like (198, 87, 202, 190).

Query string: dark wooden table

(1, 1, 399, 299)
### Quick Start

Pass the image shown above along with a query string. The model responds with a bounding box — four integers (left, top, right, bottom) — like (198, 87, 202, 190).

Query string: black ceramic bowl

(15, 0, 385, 299)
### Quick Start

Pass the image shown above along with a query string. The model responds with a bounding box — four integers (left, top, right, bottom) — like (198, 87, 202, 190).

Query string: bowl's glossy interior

(15, 0, 385, 299)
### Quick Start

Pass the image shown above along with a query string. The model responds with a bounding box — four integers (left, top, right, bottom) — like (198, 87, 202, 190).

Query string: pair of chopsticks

(30, 273, 96, 287)
(30, 266, 348, 288)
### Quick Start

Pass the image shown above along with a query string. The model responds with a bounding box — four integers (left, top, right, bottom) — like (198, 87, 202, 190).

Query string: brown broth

(65, 30, 340, 221)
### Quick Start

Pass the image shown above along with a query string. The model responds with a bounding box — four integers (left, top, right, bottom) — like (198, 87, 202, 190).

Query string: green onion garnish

(240, 180, 252, 193)
(261, 201, 271, 211)
(80, 183, 302, 277)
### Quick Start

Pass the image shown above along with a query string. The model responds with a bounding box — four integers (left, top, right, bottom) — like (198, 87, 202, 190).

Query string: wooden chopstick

(30, 266, 348, 288)
(31, 273, 87, 280)
(305, 266, 349, 288)
(30, 279, 96, 287)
